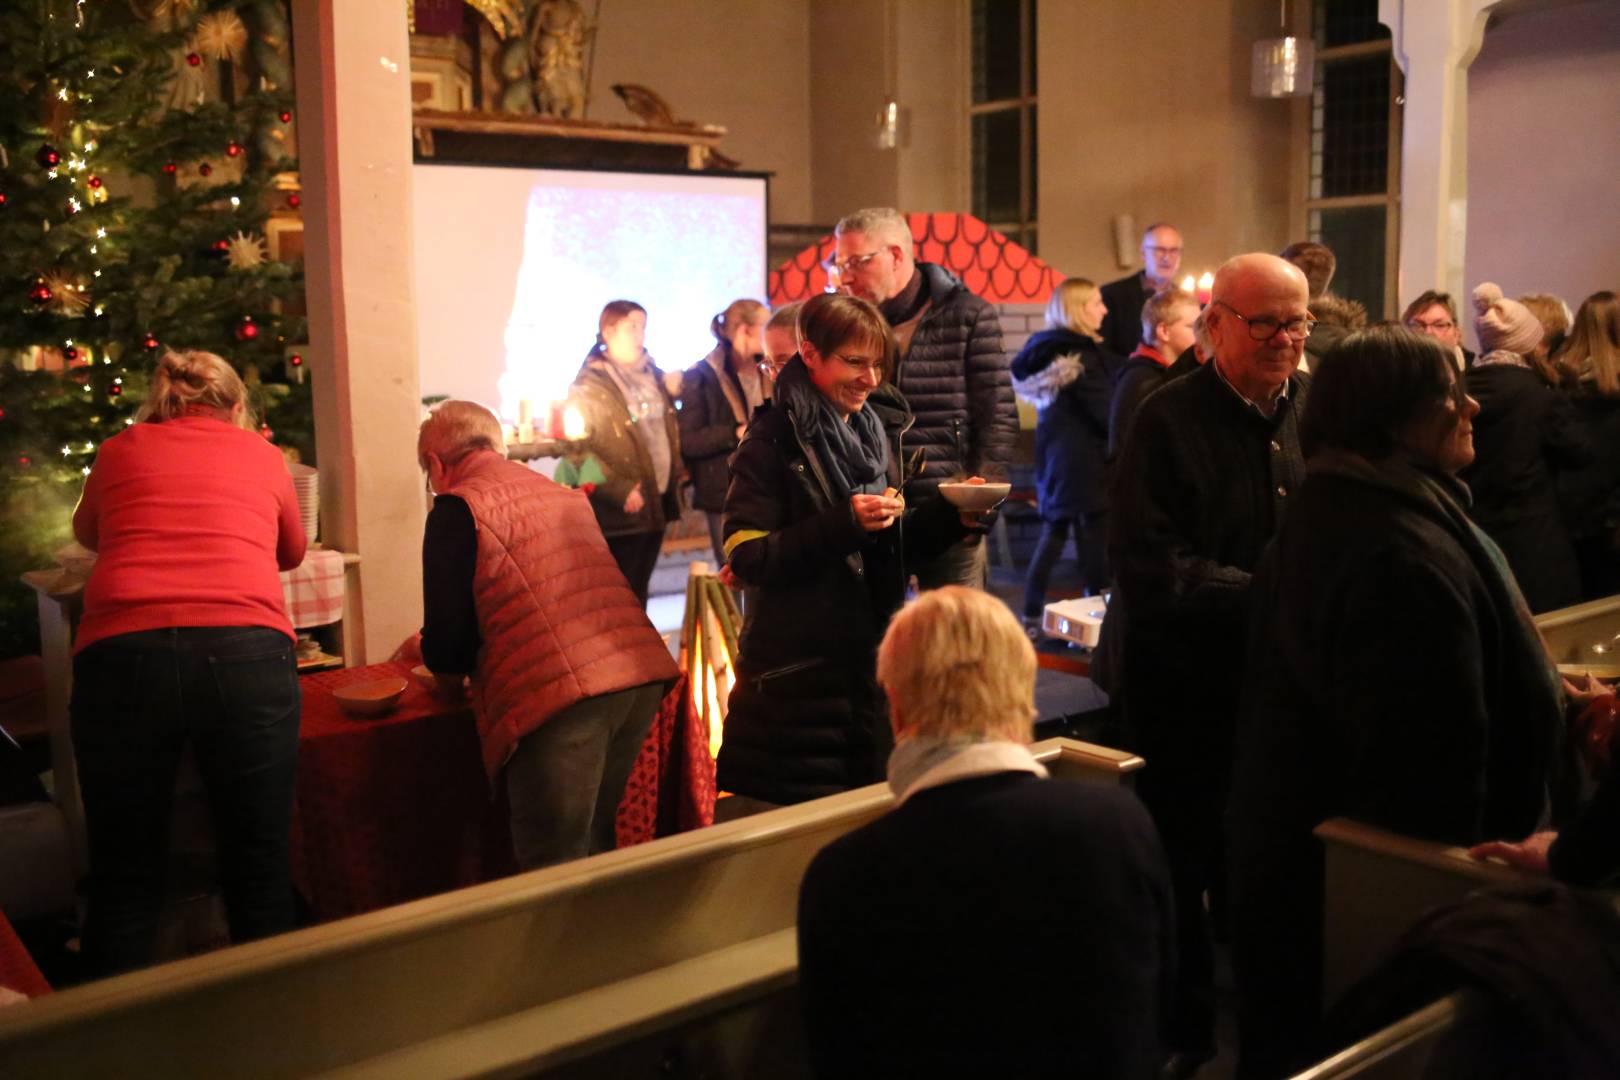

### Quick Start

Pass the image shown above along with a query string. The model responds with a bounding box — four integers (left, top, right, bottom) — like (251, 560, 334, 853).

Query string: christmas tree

(0, 0, 310, 658)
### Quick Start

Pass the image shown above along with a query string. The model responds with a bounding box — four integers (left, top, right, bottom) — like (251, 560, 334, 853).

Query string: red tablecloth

(292, 663, 711, 923)
(0, 909, 50, 999)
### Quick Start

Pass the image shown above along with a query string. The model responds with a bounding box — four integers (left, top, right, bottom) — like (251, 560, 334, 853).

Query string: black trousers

(71, 626, 300, 976)
(1022, 513, 1110, 618)
(605, 529, 665, 605)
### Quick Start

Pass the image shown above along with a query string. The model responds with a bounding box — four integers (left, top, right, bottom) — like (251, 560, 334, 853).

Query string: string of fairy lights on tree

(0, 0, 309, 657)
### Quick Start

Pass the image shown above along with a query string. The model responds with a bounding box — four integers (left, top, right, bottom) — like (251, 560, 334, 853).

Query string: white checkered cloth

(279, 548, 345, 629)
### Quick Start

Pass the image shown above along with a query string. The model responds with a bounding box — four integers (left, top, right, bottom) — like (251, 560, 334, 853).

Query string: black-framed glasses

(1213, 300, 1314, 341)
(1408, 317, 1456, 332)
(830, 352, 884, 377)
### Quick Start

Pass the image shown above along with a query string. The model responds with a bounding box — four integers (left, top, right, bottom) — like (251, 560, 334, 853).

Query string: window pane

(1315, 56, 1389, 197)
(972, 109, 1022, 223)
(1027, 103, 1038, 220)
(972, 0, 1022, 103)
(1310, 204, 1386, 318)
(1313, 0, 1391, 49)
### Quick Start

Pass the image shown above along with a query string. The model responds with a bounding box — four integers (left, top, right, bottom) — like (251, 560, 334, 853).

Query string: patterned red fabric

(0, 908, 50, 998)
(293, 662, 708, 922)
(767, 213, 1064, 306)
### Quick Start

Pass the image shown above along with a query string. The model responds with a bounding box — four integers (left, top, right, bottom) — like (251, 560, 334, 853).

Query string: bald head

(1207, 253, 1311, 408)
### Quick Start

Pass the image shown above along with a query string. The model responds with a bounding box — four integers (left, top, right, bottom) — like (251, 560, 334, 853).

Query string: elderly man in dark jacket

(1100, 222, 1185, 358)
(1108, 252, 1314, 1076)
(833, 207, 1018, 589)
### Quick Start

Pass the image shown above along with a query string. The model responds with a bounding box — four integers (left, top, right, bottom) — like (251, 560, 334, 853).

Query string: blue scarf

(776, 356, 889, 498)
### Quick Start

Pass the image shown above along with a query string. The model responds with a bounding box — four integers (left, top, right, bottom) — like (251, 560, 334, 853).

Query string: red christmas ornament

(288, 353, 304, 367)
(143, 334, 159, 350)
(213, 238, 230, 252)
(198, 163, 213, 177)
(279, 110, 292, 124)
(0, 192, 8, 207)
(64, 346, 80, 362)
(286, 193, 301, 209)
(36, 144, 60, 168)
(259, 423, 274, 439)
(225, 142, 243, 158)
(109, 384, 122, 396)
(236, 316, 259, 342)
(29, 281, 53, 304)
(162, 161, 178, 175)
(87, 175, 102, 189)
(186, 53, 202, 67)
(0, 407, 7, 420)
(18, 456, 30, 468)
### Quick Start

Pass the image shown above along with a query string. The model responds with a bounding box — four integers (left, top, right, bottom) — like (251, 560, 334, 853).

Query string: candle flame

(562, 405, 587, 440)
(1197, 271, 1215, 290)
(1180, 275, 1196, 293)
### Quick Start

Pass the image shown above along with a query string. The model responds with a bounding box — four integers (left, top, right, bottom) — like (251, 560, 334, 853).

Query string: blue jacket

(1011, 329, 1122, 518)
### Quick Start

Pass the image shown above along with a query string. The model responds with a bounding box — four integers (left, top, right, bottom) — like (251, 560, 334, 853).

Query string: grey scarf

(776, 356, 889, 498)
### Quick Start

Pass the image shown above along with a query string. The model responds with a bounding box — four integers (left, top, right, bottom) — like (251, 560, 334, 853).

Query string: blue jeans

(504, 681, 665, 871)
(71, 626, 300, 975)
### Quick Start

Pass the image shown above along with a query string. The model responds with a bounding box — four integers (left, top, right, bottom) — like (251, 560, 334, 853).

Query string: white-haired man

(417, 401, 677, 871)
(832, 208, 1018, 590)
(1107, 253, 1313, 1076)
(1100, 222, 1185, 357)
(797, 586, 1173, 1079)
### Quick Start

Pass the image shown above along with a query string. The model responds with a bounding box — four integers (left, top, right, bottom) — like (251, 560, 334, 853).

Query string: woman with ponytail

(680, 298, 771, 562)
(70, 349, 306, 976)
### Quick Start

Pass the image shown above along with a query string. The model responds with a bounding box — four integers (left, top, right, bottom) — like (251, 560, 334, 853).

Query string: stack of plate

(289, 463, 319, 543)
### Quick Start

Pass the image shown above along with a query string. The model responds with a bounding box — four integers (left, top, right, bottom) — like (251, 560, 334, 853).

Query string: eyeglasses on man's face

(1145, 245, 1183, 258)
(833, 250, 889, 277)
(1213, 300, 1314, 341)
(1408, 318, 1456, 333)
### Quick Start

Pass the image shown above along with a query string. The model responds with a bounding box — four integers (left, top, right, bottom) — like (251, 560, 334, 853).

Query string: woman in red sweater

(71, 349, 306, 975)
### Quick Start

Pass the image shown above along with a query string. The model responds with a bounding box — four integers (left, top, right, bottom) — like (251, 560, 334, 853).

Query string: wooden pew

(1533, 592, 1620, 668)
(1288, 992, 1482, 1080)
(0, 737, 1141, 1079)
(1314, 818, 1527, 1005)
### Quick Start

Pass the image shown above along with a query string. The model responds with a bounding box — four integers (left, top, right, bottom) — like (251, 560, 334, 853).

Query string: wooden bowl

(937, 481, 1011, 512)
(333, 676, 408, 717)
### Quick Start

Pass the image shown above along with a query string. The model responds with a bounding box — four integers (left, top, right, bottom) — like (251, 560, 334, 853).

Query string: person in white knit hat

(1459, 282, 1592, 612)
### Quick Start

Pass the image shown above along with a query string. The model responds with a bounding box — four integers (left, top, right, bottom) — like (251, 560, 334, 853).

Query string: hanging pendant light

(1252, 0, 1315, 98)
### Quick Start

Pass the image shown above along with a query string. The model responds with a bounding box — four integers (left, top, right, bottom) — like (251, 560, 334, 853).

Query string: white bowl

(937, 481, 1011, 512)
(333, 676, 408, 717)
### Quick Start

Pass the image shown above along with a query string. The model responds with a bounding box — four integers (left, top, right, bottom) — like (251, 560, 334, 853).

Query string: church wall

(1464, 0, 1620, 340)
(586, 0, 816, 226)
(1035, 0, 1295, 285)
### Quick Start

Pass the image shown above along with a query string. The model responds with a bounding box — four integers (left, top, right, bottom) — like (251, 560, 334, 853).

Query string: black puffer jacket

(1010, 329, 1121, 519)
(892, 262, 1018, 498)
(717, 362, 967, 804)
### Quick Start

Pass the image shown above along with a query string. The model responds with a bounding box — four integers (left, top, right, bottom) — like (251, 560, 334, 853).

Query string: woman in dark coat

(568, 300, 683, 605)
(1556, 291, 1620, 600)
(717, 294, 972, 812)
(680, 298, 771, 565)
(1010, 278, 1123, 630)
(1228, 325, 1568, 1078)
(1460, 282, 1591, 613)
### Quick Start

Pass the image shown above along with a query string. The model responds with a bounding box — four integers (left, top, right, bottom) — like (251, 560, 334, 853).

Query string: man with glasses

(1402, 289, 1474, 371)
(832, 207, 1017, 590)
(1107, 253, 1313, 1079)
(1100, 222, 1185, 358)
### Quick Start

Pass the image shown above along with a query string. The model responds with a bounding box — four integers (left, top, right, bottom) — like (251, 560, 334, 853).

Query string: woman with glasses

(715, 293, 977, 816)
(1228, 325, 1565, 1076)
(569, 300, 683, 605)
(1010, 278, 1125, 636)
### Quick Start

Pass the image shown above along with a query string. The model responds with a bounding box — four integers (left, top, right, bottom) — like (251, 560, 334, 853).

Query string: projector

(1041, 595, 1109, 649)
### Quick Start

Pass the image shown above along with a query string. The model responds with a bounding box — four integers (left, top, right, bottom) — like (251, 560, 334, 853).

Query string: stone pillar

(1379, 0, 1503, 305)
(290, 2, 426, 664)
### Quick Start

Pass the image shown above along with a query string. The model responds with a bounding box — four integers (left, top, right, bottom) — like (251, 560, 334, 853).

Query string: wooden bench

(1289, 992, 1479, 1080)
(0, 737, 1142, 1078)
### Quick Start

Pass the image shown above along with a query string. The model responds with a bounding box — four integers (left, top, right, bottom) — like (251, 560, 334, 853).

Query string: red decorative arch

(768, 213, 1064, 306)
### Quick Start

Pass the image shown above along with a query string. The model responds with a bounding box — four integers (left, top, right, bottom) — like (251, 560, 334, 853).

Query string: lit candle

(563, 405, 587, 441)
(1197, 271, 1214, 307)
(1180, 274, 1196, 295)
(517, 398, 534, 445)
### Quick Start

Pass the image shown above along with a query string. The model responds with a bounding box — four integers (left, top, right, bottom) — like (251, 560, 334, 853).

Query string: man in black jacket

(1100, 222, 1185, 358)
(833, 207, 1018, 589)
(1108, 252, 1313, 1076)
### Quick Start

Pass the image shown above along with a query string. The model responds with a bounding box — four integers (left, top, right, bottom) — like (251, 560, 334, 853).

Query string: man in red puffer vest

(418, 401, 677, 870)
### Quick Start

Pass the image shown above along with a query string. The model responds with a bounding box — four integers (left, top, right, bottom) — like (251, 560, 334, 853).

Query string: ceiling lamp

(1252, 1, 1314, 98)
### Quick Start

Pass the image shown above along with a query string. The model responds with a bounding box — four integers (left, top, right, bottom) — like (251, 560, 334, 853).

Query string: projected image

(412, 164, 767, 422)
